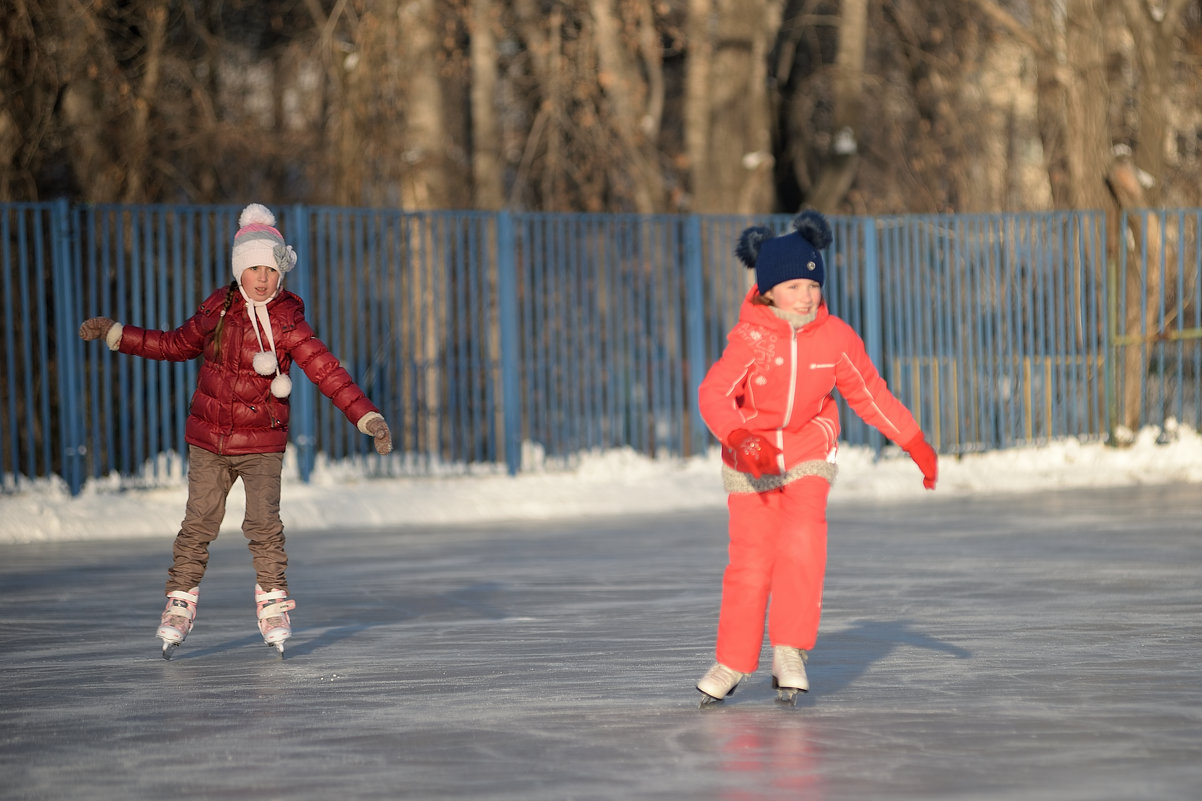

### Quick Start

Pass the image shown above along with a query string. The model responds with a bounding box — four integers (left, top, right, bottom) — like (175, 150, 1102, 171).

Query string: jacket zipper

(776, 330, 800, 471)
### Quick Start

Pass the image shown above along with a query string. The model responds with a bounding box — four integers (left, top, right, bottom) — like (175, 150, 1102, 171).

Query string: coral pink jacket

(698, 288, 921, 473)
(117, 286, 379, 455)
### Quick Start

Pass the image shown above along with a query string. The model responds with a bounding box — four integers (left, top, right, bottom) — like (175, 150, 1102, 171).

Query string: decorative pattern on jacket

(115, 286, 380, 455)
(698, 287, 921, 491)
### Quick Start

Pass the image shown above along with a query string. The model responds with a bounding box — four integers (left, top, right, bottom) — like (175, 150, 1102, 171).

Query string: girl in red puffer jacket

(80, 203, 393, 659)
(695, 210, 938, 704)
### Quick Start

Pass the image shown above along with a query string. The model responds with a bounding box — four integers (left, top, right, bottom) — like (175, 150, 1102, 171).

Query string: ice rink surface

(2, 482, 1201, 801)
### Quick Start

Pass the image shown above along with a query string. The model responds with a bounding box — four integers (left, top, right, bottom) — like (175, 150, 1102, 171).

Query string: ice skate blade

(697, 686, 736, 708)
(161, 641, 180, 660)
(775, 688, 805, 706)
(772, 676, 809, 694)
(265, 639, 286, 657)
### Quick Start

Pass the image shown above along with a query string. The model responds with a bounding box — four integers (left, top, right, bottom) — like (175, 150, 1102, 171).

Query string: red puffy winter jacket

(698, 288, 921, 473)
(117, 286, 380, 455)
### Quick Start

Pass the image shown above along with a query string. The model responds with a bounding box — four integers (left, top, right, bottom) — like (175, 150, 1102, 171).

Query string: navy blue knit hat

(734, 210, 833, 292)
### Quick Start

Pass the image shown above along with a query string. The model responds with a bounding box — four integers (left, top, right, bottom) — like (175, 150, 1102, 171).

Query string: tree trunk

(1111, 0, 1189, 434)
(1106, 162, 1162, 435)
(334, 17, 369, 207)
(807, 0, 866, 213)
(1029, 0, 1072, 207)
(1060, 1, 1112, 214)
(590, 0, 664, 214)
(58, 4, 123, 202)
(398, 0, 451, 211)
(470, 0, 504, 210)
(1118, 0, 1190, 206)
(121, 2, 167, 202)
(683, 0, 712, 213)
(685, 0, 782, 214)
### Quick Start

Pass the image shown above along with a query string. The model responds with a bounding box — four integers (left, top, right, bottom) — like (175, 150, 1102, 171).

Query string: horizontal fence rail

(2, 203, 1199, 495)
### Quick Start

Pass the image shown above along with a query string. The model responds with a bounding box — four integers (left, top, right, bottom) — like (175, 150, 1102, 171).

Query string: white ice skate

(771, 645, 809, 704)
(696, 663, 746, 706)
(255, 585, 296, 656)
(156, 587, 199, 660)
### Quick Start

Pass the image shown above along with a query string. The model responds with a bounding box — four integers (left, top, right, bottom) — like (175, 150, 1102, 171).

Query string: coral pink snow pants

(715, 475, 830, 673)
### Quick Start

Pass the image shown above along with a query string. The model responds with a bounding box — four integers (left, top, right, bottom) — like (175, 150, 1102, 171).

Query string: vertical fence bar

(1138, 211, 1151, 427)
(170, 209, 186, 469)
(1173, 210, 1186, 425)
(2, 208, 19, 486)
(96, 210, 114, 476)
(149, 209, 166, 477)
(31, 208, 53, 477)
(1192, 211, 1202, 431)
(565, 216, 583, 453)
(15, 210, 36, 478)
(1105, 212, 1119, 442)
(861, 218, 884, 454)
(496, 212, 521, 475)
(51, 199, 84, 494)
(684, 216, 707, 456)
(287, 205, 316, 482)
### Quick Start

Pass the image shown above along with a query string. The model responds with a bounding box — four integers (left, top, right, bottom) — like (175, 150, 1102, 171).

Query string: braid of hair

(211, 280, 238, 360)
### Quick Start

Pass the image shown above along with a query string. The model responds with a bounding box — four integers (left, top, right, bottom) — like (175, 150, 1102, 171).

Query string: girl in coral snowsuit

(80, 203, 393, 657)
(695, 210, 938, 703)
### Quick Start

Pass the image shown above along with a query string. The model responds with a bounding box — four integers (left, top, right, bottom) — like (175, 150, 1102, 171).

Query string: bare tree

(1109, 1, 1191, 433)
(976, 0, 1196, 435)
(1116, 0, 1192, 205)
(505, 1, 675, 212)
(123, 2, 168, 203)
(1, 2, 45, 200)
(684, 0, 782, 214)
(805, 0, 865, 213)
(589, 0, 666, 213)
(470, 0, 505, 210)
(55, 2, 130, 202)
(6, 0, 1202, 218)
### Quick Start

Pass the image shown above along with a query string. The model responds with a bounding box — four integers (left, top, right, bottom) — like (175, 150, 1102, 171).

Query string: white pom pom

(253, 350, 277, 376)
(271, 373, 293, 398)
(239, 203, 276, 228)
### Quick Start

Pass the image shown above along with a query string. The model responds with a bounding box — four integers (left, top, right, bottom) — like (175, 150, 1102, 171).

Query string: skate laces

(774, 646, 806, 675)
(706, 663, 743, 683)
(772, 646, 809, 691)
(698, 662, 744, 697)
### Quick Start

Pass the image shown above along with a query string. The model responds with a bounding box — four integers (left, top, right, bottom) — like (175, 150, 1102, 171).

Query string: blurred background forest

(4, 0, 1202, 216)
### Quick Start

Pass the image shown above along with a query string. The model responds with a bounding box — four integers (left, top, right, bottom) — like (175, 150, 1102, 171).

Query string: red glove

(726, 428, 782, 479)
(902, 433, 938, 490)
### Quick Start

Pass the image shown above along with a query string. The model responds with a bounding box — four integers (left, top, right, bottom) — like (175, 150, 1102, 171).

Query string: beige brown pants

(165, 445, 287, 594)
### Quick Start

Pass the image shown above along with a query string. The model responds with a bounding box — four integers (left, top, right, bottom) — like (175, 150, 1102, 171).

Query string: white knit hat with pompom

(232, 203, 297, 398)
(231, 203, 297, 283)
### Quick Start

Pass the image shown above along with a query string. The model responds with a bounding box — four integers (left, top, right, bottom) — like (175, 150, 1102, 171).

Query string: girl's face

(765, 278, 822, 315)
(241, 264, 281, 302)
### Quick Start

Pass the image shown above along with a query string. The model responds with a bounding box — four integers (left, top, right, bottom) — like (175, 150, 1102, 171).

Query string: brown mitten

(79, 317, 115, 342)
(365, 417, 393, 455)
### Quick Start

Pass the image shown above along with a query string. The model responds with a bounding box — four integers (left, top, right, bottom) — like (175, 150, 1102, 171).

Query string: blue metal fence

(2, 203, 1200, 495)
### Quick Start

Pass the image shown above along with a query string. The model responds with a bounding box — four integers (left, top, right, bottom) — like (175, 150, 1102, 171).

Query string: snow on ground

(2, 424, 1201, 545)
